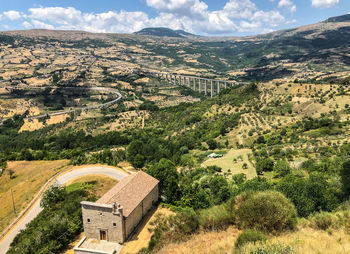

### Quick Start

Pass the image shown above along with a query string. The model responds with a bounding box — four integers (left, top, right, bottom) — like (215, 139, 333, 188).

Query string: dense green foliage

(8, 184, 94, 254)
(235, 191, 297, 232)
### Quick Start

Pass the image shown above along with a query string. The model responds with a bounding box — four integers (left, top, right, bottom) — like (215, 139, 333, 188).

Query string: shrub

(309, 212, 337, 230)
(199, 202, 235, 230)
(147, 208, 199, 252)
(235, 191, 297, 232)
(235, 230, 267, 248)
(239, 242, 294, 254)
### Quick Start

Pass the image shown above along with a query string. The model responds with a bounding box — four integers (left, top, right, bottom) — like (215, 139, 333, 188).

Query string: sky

(0, 0, 349, 36)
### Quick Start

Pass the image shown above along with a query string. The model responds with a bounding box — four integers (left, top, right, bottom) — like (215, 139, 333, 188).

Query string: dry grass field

(156, 226, 350, 254)
(157, 226, 241, 254)
(0, 160, 70, 232)
(64, 174, 119, 197)
(201, 149, 257, 179)
(121, 207, 174, 254)
(240, 228, 350, 254)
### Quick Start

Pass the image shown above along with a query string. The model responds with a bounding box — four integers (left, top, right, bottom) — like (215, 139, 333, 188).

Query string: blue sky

(0, 0, 349, 36)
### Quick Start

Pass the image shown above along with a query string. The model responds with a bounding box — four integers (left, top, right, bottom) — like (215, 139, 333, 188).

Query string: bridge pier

(199, 79, 202, 93)
(217, 81, 221, 94)
(205, 80, 208, 95)
(211, 80, 213, 98)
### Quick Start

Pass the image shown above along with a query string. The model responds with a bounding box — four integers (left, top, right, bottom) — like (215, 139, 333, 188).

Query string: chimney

(113, 202, 123, 216)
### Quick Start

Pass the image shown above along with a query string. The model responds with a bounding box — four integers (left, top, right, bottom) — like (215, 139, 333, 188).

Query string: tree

(232, 173, 246, 185)
(40, 185, 66, 209)
(255, 158, 274, 175)
(147, 158, 180, 204)
(277, 174, 339, 217)
(127, 140, 146, 168)
(206, 139, 218, 150)
(340, 160, 350, 198)
(273, 160, 291, 177)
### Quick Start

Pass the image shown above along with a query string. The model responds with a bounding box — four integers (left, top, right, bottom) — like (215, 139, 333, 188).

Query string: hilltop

(134, 27, 198, 38)
(0, 12, 350, 254)
(0, 14, 349, 82)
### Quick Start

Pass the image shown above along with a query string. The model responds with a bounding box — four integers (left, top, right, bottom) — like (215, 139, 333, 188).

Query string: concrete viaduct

(149, 72, 244, 98)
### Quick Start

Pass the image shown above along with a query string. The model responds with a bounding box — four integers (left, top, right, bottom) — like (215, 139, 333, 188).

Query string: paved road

(0, 166, 129, 254)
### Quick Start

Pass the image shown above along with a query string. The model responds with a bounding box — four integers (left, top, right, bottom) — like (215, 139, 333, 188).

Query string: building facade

(79, 171, 159, 245)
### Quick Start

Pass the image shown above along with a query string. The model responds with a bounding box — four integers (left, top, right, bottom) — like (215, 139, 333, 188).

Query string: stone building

(74, 171, 159, 254)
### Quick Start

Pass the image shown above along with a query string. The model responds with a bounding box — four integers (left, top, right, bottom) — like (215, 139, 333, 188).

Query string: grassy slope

(201, 149, 257, 179)
(0, 160, 69, 232)
(156, 226, 350, 254)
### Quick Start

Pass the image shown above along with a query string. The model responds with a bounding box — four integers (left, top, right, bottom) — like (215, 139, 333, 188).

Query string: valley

(0, 12, 350, 254)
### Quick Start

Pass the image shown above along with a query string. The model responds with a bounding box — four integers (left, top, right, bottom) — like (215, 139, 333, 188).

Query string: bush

(256, 158, 274, 175)
(309, 212, 337, 230)
(147, 208, 199, 252)
(235, 191, 297, 232)
(199, 202, 235, 230)
(235, 230, 267, 248)
(239, 242, 294, 254)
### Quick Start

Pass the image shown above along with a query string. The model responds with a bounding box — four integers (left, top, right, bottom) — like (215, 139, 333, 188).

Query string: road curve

(0, 166, 129, 254)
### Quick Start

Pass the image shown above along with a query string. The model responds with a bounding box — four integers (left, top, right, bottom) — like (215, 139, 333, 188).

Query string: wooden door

(100, 230, 107, 240)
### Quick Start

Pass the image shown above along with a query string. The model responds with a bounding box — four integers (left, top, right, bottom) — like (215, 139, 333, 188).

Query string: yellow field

(201, 149, 257, 179)
(157, 226, 350, 254)
(240, 228, 350, 254)
(157, 226, 241, 254)
(0, 160, 70, 232)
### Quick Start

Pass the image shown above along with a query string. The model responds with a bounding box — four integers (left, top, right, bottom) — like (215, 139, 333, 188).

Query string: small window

(113, 223, 117, 227)
(87, 218, 91, 223)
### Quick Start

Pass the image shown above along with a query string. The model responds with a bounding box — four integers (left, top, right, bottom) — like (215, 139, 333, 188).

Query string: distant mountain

(134, 27, 198, 38)
(326, 14, 350, 23)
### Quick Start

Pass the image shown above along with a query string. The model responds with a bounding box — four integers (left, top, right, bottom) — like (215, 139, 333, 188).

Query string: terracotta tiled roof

(96, 171, 159, 217)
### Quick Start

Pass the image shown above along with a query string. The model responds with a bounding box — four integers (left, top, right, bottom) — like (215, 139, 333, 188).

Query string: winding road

(0, 166, 129, 254)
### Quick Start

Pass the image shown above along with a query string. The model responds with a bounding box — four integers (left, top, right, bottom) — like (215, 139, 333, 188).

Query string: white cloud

(31, 20, 55, 30)
(7, 0, 294, 36)
(311, 0, 339, 8)
(223, 0, 257, 19)
(146, 0, 208, 18)
(251, 10, 286, 26)
(22, 21, 32, 29)
(278, 0, 296, 12)
(3, 10, 22, 20)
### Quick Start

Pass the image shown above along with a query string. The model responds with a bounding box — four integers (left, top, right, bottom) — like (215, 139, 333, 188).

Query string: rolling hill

(134, 27, 198, 38)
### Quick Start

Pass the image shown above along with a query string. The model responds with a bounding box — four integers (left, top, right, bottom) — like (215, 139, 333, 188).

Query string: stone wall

(81, 202, 124, 243)
(125, 185, 159, 238)
(142, 186, 158, 215)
